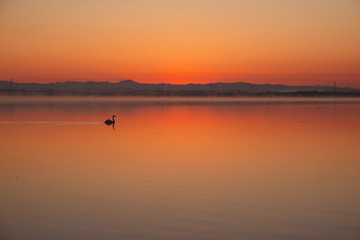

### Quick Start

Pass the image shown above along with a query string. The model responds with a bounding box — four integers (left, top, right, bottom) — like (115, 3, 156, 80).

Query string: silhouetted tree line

(1, 89, 360, 97)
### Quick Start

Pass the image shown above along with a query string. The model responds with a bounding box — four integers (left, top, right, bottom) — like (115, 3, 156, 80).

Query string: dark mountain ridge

(0, 80, 359, 96)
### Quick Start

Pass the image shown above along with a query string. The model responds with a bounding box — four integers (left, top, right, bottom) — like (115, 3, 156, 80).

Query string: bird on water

(104, 115, 116, 125)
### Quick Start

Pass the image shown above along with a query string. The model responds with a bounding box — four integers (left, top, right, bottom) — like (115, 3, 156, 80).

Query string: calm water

(0, 97, 360, 240)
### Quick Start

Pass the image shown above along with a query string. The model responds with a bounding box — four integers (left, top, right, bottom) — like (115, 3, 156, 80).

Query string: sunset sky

(0, 0, 359, 87)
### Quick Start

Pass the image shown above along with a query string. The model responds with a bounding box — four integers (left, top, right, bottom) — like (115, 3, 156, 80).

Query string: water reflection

(0, 97, 359, 240)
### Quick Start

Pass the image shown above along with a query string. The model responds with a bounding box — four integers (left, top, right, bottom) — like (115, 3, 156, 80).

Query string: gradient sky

(1, 0, 360, 87)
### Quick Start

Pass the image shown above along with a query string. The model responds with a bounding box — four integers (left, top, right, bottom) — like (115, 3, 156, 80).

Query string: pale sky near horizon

(0, 0, 360, 87)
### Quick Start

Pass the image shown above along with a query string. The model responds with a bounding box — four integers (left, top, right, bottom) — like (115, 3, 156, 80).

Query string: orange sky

(0, 0, 360, 87)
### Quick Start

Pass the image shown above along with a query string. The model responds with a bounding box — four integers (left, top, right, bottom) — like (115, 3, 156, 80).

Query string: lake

(0, 97, 359, 240)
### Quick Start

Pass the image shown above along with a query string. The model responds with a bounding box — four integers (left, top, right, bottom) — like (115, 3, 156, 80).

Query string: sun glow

(0, 0, 359, 87)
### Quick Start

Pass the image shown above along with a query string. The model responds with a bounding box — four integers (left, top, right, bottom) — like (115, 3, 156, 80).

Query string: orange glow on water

(1, 98, 360, 239)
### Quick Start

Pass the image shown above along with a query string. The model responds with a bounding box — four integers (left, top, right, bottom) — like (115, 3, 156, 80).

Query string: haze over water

(0, 97, 360, 240)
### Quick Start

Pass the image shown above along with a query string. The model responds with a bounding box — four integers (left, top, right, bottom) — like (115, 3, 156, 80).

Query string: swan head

(112, 115, 116, 118)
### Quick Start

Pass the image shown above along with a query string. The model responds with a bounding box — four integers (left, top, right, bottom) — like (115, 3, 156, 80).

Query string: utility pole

(334, 81, 336, 92)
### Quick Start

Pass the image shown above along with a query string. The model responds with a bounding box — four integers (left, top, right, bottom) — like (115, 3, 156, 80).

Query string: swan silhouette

(104, 115, 116, 125)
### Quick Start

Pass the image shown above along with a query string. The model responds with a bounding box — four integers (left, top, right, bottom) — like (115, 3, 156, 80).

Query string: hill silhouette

(0, 80, 359, 97)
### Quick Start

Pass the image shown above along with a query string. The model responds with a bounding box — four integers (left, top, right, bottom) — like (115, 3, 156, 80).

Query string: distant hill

(0, 80, 359, 97)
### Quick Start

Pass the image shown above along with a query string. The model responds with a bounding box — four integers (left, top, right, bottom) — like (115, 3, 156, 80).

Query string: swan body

(104, 115, 116, 125)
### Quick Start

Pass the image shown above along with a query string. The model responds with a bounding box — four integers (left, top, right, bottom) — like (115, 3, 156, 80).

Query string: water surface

(1, 97, 360, 240)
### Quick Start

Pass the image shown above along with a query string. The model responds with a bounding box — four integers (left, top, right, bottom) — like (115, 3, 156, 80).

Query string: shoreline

(1, 95, 360, 104)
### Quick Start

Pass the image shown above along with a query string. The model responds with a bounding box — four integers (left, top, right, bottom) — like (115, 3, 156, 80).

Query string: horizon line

(2, 79, 356, 89)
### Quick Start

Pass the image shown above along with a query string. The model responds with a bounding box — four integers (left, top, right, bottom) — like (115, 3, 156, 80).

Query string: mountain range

(1, 80, 359, 96)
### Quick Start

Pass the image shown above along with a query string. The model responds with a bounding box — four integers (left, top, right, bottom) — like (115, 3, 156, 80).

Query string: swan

(104, 115, 116, 125)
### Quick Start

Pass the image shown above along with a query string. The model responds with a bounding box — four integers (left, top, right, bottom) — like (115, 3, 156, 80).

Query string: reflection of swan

(104, 115, 116, 125)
